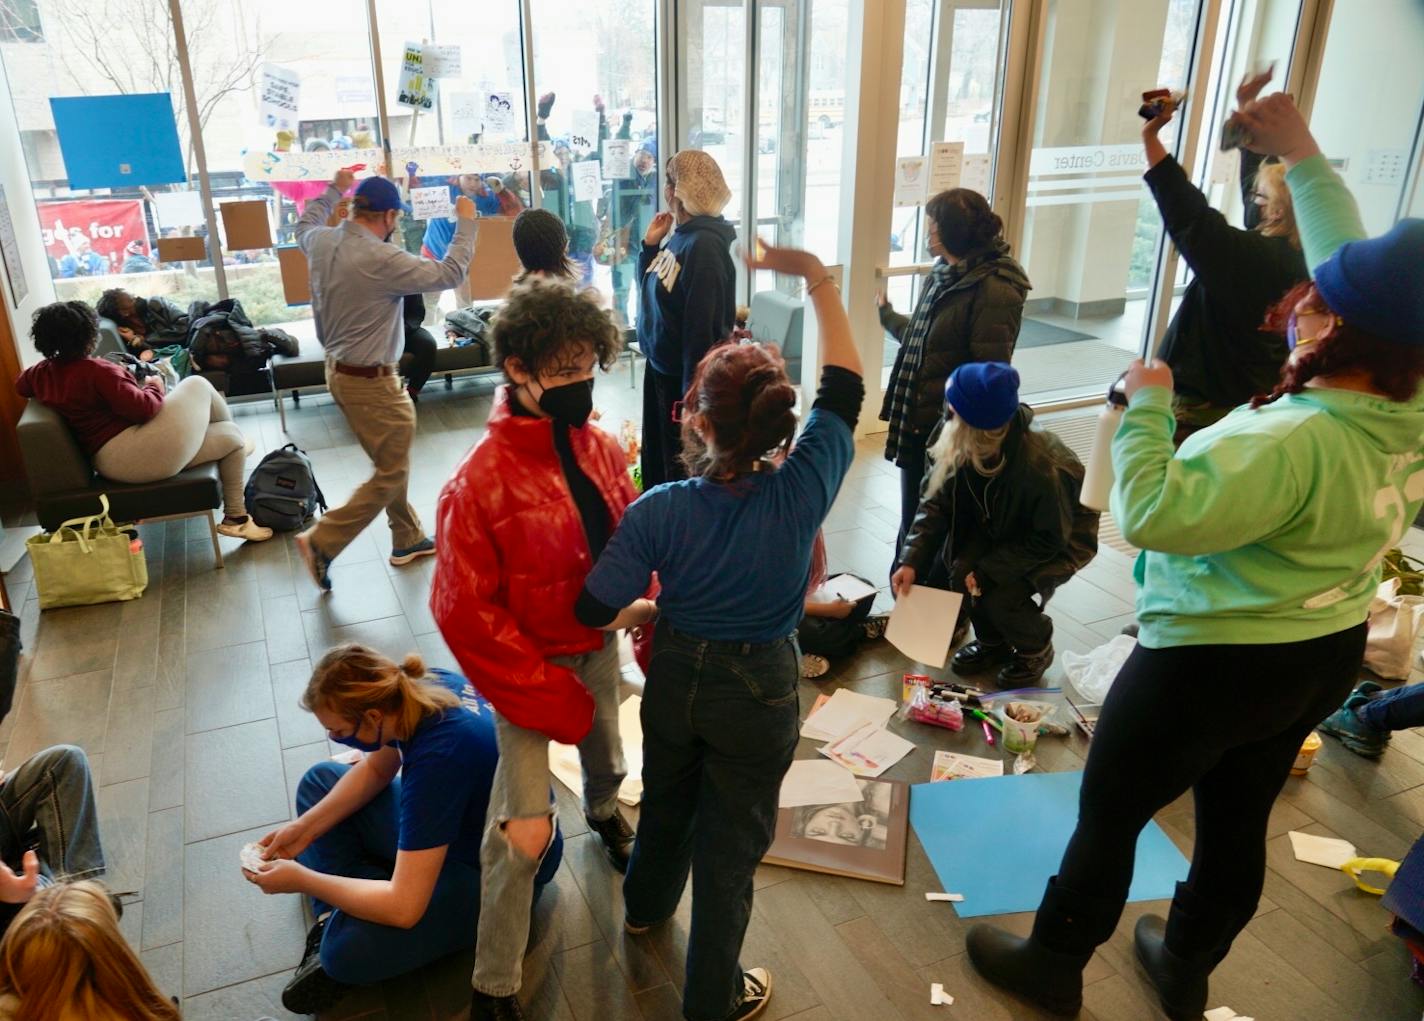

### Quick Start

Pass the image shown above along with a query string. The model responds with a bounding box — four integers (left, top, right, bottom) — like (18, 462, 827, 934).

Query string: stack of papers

(930, 750, 1003, 782)
(819, 721, 915, 778)
(778, 759, 867, 808)
(801, 689, 898, 741)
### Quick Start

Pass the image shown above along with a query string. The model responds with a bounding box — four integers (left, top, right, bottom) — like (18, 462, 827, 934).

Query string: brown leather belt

(332, 362, 397, 378)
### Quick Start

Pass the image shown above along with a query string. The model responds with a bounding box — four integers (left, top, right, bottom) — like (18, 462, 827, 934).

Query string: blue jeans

(623, 623, 801, 1021)
(295, 761, 560, 985)
(1360, 682, 1424, 732)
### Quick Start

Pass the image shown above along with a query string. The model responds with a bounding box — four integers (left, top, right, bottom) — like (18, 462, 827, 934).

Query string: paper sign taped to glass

(243, 143, 551, 182)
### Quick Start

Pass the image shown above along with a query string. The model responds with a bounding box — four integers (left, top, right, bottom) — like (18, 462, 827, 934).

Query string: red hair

(680, 342, 798, 477)
(1252, 282, 1424, 407)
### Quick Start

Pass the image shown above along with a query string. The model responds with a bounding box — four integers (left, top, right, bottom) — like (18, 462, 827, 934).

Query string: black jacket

(1147, 154, 1307, 410)
(898, 405, 1099, 597)
(879, 242, 1030, 457)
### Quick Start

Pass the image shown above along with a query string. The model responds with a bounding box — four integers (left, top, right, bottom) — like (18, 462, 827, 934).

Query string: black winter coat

(1148, 153, 1307, 411)
(879, 242, 1030, 463)
(898, 405, 1099, 597)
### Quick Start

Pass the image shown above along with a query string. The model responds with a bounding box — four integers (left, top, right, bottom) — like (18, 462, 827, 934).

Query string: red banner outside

(37, 199, 149, 277)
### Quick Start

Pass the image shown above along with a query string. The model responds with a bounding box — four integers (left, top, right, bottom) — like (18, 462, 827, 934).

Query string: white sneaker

(217, 517, 274, 542)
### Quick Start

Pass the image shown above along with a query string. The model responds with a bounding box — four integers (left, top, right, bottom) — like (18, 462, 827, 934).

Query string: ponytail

(302, 644, 460, 739)
(680, 342, 798, 478)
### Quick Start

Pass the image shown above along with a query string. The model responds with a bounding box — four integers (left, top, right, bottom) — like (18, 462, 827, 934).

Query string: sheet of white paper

(931, 750, 1003, 782)
(484, 91, 515, 134)
(927, 140, 965, 194)
(893, 156, 928, 206)
(819, 723, 914, 778)
(924, 892, 964, 902)
(550, 696, 644, 806)
(571, 160, 603, 203)
(959, 153, 992, 195)
(1288, 831, 1356, 870)
(448, 91, 483, 138)
(602, 139, 632, 179)
(800, 689, 898, 741)
(154, 190, 206, 229)
(422, 44, 462, 79)
(409, 185, 452, 221)
(887, 585, 964, 668)
(825, 574, 879, 604)
(778, 759, 867, 808)
(570, 109, 600, 152)
(1203, 1008, 1252, 1021)
(930, 983, 954, 1006)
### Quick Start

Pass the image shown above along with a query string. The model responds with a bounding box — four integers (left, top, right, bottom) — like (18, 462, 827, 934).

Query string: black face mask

(531, 378, 594, 427)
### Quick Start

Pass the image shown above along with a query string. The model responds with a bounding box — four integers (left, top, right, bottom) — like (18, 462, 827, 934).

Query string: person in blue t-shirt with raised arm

(574, 241, 865, 1021)
(244, 644, 561, 1016)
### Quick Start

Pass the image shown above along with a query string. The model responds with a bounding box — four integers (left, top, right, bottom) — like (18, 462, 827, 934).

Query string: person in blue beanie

(891, 363, 1099, 685)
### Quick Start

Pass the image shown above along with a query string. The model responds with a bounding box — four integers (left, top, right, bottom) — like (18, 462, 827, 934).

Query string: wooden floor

(2, 361, 1422, 1021)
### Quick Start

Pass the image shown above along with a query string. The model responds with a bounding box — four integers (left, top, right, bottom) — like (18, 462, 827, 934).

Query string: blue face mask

(330, 716, 388, 753)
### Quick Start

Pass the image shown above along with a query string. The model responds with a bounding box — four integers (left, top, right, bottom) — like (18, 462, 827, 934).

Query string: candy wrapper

(902, 682, 965, 732)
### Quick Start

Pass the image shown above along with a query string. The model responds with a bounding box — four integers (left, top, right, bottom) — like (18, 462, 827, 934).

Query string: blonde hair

(924, 416, 1011, 497)
(302, 644, 460, 740)
(1253, 162, 1299, 245)
(0, 881, 179, 1021)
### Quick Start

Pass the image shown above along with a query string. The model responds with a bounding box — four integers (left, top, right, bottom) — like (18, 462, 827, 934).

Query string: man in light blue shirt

(293, 171, 477, 592)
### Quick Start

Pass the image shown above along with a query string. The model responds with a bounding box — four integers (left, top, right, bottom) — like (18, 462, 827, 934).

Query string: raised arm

(371, 195, 478, 295)
(743, 242, 863, 377)
(295, 170, 352, 252)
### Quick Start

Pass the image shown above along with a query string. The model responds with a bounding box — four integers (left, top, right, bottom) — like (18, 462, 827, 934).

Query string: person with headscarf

(637, 149, 737, 488)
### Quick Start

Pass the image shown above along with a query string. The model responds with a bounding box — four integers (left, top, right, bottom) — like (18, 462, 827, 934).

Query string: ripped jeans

(472, 634, 625, 996)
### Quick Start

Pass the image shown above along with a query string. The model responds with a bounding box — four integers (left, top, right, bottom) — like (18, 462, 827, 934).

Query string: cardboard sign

(449, 91, 482, 138)
(484, 91, 515, 134)
(397, 43, 436, 111)
(259, 64, 301, 131)
(157, 236, 207, 262)
(893, 156, 927, 206)
(422, 45, 462, 79)
(466, 216, 522, 301)
(277, 245, 310, 305)
(927, 141, 965, 196)
(571, 160, 602, 204)
(410, 185, 452, 221)
(602, 140, 631, 179)
(219, 199, 273, 250)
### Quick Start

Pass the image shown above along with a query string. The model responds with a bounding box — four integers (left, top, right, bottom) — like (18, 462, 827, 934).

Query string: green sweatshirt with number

(1113, 154, 1424, 648)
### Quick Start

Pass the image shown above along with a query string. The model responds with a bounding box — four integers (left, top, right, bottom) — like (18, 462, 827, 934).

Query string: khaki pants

(311, 364, 424, 558)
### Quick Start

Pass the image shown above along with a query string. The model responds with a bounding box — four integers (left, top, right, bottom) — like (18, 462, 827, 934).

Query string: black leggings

(402, 326, 438, 394)
(1058, 624, 1366, 929)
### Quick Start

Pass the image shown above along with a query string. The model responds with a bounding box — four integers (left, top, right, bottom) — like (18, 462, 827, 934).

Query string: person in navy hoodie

(637, 149, 737, 488)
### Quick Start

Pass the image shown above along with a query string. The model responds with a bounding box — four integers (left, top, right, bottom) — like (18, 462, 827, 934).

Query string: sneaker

(951, 640, 1012, 676)
(390, 537, 436, 566)
(281, 918, 351, 1014)
(801, 653, 830, 679)
(998, 644, 1055, 686)
(1352, 680, 1384, 699)
(586, 809, 636, 872)
(728, 968, 773, 1021)
(216, 516, 274, 542)
(860, 614, 889, 641)
(471, 990, 527, 1021)
(1318, 695, 1389, 757)
(295, 529, 332, 592)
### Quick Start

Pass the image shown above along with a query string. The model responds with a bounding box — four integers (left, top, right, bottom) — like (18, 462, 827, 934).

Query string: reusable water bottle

(1080, 375, 1130, 513)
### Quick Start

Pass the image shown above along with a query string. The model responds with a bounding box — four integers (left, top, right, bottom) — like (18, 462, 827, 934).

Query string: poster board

(157, 236, 207, 262)
(0, 185, 27, 307)
(50, 94, 186, 189)
(466, 217, 521, 301)
(277, 246, 310, 306)
(259, 64, 300, 131)
(219, 200, 273, 250)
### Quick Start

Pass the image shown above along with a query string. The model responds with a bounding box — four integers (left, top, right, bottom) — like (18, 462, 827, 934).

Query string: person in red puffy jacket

(428, 278, 637, 1021)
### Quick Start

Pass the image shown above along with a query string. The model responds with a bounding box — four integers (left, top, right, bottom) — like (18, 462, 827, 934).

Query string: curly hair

(680, 341, 797, 478)
(1252, 281, 1424, 407)
(491, 277, 623, 380)
(926, 188, 1004, 259)
(94, 288, 133, 324)
(30, 301, 99, 361)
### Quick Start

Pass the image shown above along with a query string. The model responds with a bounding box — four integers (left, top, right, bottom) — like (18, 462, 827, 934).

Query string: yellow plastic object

(1341, 856, 1399, 896)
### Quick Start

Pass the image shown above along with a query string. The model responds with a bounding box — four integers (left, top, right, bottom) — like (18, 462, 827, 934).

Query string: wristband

(806, 274, 837, 297)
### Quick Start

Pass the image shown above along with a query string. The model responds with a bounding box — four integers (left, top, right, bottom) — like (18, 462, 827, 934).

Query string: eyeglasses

(1287, 306, 1342, 349)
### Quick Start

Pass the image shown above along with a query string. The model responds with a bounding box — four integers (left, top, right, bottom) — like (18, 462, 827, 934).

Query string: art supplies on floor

(1064, 692, 1102, 739)
(885, 584, 963, 668)
(819, 721, 915, 778)
(902, 681, 965, 731)
(549, 695, 644, 806)
(909, 771, 1188, 917)
(800, 688, 898, 741)
(930, 750, 1003, 782)
(764, 777, 910, 885)
(779, 759, 867, 808)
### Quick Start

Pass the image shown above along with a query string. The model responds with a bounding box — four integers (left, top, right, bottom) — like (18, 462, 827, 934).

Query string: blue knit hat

(1313, 219, 1424, 346)
(354, 177, 402, 212)
(945, 362, 1020, 429)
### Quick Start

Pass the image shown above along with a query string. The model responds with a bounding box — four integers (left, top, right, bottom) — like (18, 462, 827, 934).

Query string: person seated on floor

(400, 293, 437, 402)
(798, 535, 887, 679)
(94, 288, 190, 361)
(1319, 680, 1424, 758)
(14, 302, 273, 543)
(0, 881, 178, 1021)
(245, 644, 562, 1016)
(0, 746, 106, 937)
(892, 363, 1099, 686)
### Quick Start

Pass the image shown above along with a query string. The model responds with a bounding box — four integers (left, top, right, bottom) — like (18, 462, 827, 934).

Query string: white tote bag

(1364, 577, 1424, 681)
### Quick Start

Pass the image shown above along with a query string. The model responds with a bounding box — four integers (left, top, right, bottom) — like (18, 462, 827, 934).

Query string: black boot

(1134, 916, 1207, 1021)
(951, 639, 1012, 676)
(1136, 882, 1247, 1021)
(471, 990, 527, 1020)
(998, 642, 1054, 686)
(966, 877, 1121, 1016)
(585, 809, 636, 872)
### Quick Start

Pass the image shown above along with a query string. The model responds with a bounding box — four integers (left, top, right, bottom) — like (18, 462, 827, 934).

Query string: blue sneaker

(390, 537, 436, 566)
(295, 530, 332, 592)
(1318, 694, 1389, 758)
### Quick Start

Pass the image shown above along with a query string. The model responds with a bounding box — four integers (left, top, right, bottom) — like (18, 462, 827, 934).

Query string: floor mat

(1017, 318, 1095, 349)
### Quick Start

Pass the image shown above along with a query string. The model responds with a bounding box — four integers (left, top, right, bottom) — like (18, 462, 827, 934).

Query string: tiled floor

(4, 359, 1424, 1020)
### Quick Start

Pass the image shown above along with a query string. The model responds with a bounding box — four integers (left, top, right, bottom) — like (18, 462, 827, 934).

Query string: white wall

(0, 61, 57, 369)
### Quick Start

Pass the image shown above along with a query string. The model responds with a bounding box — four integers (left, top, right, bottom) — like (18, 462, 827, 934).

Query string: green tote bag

(25, 494, 149, 610)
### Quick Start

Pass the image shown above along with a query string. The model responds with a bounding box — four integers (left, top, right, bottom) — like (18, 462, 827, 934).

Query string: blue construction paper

(51, 94, 186, 189)
(909, 771, 1188, 918)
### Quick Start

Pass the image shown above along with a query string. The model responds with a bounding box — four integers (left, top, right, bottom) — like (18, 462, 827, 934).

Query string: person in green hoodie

(966, 92, 1424, 1021)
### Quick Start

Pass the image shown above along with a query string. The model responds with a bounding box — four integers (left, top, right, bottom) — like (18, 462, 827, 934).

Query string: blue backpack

(243, 443, 327, 531)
